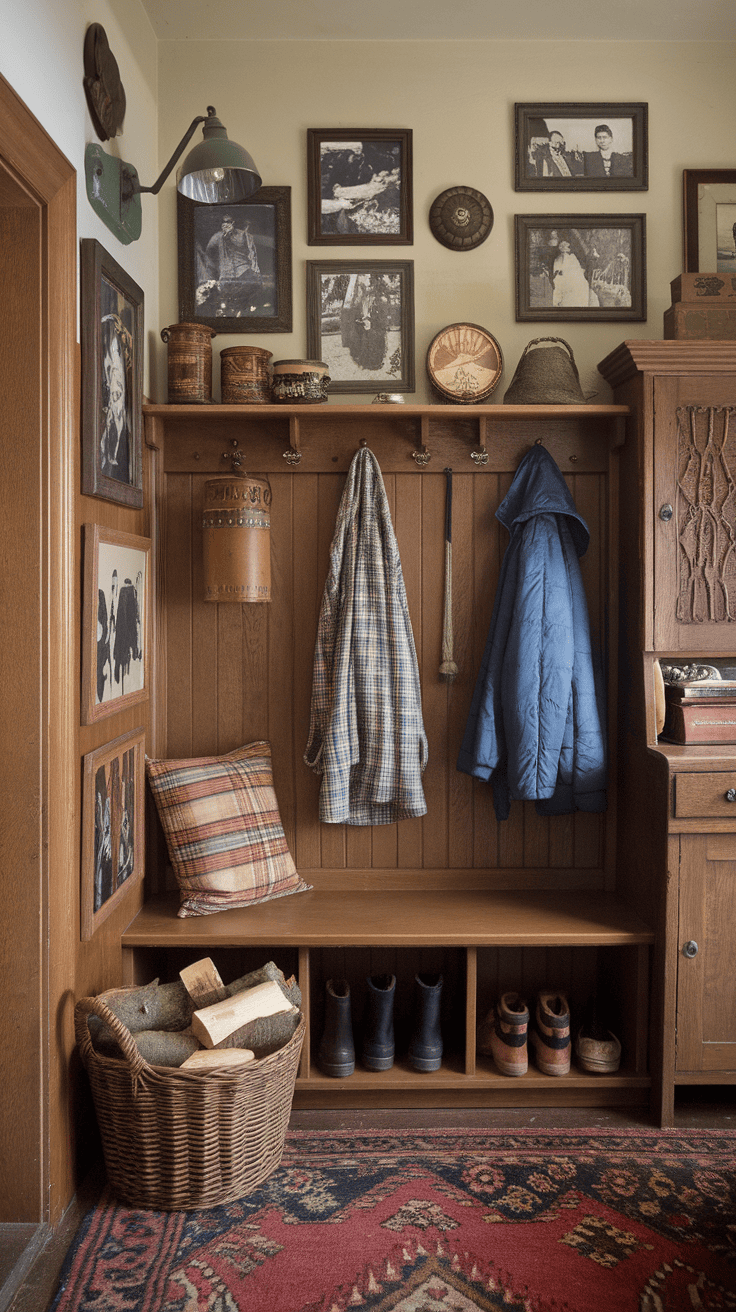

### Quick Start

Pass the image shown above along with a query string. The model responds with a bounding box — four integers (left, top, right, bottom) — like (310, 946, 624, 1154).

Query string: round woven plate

(429, 186, 494, 250)
(426, 323, 503, 404)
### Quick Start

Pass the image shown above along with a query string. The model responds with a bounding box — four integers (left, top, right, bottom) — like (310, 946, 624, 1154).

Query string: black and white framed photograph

(177, 187, 292, 332)
(81, 523, 151, 725)
(306, 260, 415, 394)
(307, 129, 413, 245)
(515, 104, 648, 192)
(515, 215, 646, 322)
(81, 726, 145, 940)
(683, 170, 736, 272)
(80, 238, 144, 508)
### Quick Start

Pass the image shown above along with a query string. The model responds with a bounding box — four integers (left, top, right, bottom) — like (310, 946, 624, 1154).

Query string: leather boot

(361, 973, 395, 1071)
(318, 978, 355, 1078)
(408, 973, 443, 1072)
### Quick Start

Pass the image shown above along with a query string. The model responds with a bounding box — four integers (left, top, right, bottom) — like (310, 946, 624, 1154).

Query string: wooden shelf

(122, 888, 653, 951)
(144, 402, 630, 420)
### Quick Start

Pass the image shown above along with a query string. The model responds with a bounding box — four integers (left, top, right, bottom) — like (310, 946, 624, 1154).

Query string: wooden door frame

(0, 74, 76, 1224)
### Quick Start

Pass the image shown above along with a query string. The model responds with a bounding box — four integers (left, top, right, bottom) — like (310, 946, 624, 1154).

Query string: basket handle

(75, 995, 154, 1081)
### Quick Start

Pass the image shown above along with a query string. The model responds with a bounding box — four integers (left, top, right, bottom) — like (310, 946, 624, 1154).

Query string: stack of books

(662, 679, 736, 744)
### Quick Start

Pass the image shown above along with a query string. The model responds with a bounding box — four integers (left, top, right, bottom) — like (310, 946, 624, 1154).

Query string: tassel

(439, 468, 459, 681)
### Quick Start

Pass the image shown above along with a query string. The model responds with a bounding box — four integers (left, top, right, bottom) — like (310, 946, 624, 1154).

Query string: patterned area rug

(51, 1127, 736, 1311)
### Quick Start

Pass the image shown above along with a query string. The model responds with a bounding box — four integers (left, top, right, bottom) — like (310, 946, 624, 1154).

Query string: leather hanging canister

(202, 476, 271, 603)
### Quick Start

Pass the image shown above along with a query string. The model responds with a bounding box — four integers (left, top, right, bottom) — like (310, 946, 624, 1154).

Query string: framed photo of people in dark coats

(307, 129, 413, 245)
(515, 214, 646, 322)
(515, 104, 648, 193)
(80, 239, 144, 508)
(177, 187, 292, 333)
(81, 726, 144, 940)
(306, 260, 415, 394)
(81, 523, 151, 725)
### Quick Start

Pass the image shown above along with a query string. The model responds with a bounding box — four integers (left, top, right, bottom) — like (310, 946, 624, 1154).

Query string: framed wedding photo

(81, 726, 145, 940)
(306, 260, 415, 394)
(515, 214, 647, 322)
(683, 169, 736, 273)
(515, 103, 648, 192)
(81, 523, 151, 725)
(177, 187, 293, 332)
(307, 129, 413, 245)
(80, 238, 144, 508)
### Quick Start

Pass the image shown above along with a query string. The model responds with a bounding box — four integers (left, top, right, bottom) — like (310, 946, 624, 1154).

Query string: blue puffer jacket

(457, 444, 607, 820)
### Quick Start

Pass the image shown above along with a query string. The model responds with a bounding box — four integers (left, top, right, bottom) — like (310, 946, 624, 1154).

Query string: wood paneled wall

(155, 412, 617, 891)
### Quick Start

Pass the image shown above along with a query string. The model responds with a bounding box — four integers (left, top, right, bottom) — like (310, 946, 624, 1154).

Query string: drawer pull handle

(726, 790, 736, 803)
(683, 940, 698, 958)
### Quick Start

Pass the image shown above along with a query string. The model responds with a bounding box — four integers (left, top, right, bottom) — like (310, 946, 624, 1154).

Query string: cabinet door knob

(683, 940, 699, 958)
(726, 789, 736, 803)
(659, 504, 673, 522)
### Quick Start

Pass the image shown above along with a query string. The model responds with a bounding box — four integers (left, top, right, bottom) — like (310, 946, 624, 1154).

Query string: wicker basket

(75, 994, 304, 1211)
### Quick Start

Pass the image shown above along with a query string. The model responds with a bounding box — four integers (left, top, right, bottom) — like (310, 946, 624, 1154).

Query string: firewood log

(191, 980, 296, 1048)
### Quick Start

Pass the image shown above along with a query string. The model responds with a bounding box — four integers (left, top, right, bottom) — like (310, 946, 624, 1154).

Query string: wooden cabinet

(598, 341, 736, 1126)
(124, 400, 655, 1111)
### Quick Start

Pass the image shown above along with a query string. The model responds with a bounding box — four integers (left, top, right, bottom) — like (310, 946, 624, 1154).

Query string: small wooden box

(670, 273, 736, 303)
(662, 699, 736, 744)
(664, 302, 736, 340)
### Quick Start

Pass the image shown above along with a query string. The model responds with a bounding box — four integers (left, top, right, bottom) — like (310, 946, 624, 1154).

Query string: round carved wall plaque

(426, 323, 503, 404)
(429, 186, 493, 250)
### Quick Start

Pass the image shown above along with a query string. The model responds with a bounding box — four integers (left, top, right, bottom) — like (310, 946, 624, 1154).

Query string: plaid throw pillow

(145, 741, 310, 918)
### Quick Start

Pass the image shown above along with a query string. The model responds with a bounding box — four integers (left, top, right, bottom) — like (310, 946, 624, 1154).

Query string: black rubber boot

(318, 978, 355, 1078)
(361, 973, 396, 1071)
(408, 973, 443, 1072)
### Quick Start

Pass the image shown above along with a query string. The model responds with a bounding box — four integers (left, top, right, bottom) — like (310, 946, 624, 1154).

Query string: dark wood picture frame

(81, 523, 151, 725)
(515, 214, 647, 322)
(80, 238, 144, 508)
(81, 726, 145, 940)
(515, 103, 648, 192)
(307, 129, 413, 245)
(306, 259, 415, 394)
(177, 187, 292, 333)
(683, 169, 736, 272)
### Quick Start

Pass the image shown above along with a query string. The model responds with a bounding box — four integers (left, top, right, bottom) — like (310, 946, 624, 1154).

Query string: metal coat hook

(471, 416, 489, 466)
(222, 439, 245, 470)
(412, 415, 431, 467)
(283, 416, 303, 466)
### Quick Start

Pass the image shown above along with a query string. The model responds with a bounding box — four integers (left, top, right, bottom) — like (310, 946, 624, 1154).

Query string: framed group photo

(307, 129, 413, 245)
(81, 523, 151, 725)
(177, 187, 292, 332)
(515, 214, 647, 322)
(80, 238, 144, 508)
(306, 260, 415, 394)
(515, 103, 648, 192)
(683, 169, 736, 273)
(81, 726, 145, 940)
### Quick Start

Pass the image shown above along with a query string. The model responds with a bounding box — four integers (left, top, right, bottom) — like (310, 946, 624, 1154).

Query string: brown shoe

(530, 990, 571, 1076)
(478, 992, 529, 1076)
(575, 1024, 621, 1073)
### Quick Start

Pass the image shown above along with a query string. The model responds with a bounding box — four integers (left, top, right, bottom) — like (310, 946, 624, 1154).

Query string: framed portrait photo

(515, 214, 647, 323)
(307, 129, 413, 245)
(515, 103, 648, 192)
(683, 170, 736, 273)
(80, 238, 143, 508)
(177, 187, 292, 332)
(82, 524, 151, 725)
(81, 726, 145, 940)
(306, 260, 415, 394)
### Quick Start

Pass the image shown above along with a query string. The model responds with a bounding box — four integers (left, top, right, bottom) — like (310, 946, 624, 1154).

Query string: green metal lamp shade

(177, 112, 262, 204)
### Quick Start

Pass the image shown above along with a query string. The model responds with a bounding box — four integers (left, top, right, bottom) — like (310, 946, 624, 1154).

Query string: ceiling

(139, 0, 736, 42)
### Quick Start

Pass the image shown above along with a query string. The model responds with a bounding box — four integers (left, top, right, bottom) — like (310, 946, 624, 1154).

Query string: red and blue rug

(51, 1126, 736, 1310)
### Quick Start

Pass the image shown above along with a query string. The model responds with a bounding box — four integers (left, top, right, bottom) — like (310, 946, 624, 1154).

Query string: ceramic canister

(270, 359, 330, 404)
(160, 321, 216, 404)
(220, 345, 273, 405)
(202, 476, 271, 603)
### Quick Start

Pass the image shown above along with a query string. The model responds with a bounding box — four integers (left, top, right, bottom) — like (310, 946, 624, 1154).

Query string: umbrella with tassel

(439, 467, 459, 681)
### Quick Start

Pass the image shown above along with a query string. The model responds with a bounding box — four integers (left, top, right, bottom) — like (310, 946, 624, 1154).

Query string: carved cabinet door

(676, 832, 736, 1074)
(652, 375, 736, 651)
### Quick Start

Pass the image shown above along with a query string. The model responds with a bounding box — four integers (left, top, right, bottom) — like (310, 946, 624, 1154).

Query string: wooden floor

(4, 1091, 735, 1312)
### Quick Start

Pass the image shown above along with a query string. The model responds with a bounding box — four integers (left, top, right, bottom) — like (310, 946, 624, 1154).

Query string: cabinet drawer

(674, 773, 736, 818)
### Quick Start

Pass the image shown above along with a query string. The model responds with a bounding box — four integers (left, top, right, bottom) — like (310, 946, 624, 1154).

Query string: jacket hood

(496, 445, 589, 557)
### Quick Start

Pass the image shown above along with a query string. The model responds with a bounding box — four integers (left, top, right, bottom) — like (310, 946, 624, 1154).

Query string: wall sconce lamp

(85, 106, 262, 245)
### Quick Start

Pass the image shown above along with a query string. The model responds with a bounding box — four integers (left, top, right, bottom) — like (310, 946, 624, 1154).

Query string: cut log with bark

(179, 958, 228, 1009)
(212, 1011, 301, 1059)
(191, 980, 297, 1049)
(91, 1027, 201, 1067)
(180, 1048, 254, 1070)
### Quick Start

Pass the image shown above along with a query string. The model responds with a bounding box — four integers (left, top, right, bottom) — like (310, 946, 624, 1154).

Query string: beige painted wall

(157, 38, 736, 404)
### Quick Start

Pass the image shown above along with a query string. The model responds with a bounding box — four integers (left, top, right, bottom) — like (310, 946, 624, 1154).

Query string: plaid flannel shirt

(304, 447, 428, 825)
